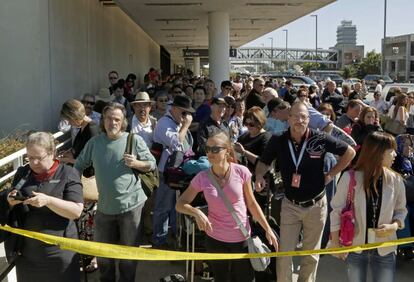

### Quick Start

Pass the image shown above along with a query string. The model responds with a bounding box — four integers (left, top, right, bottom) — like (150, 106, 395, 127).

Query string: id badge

(367, 228, 376, 243)
(291, 173, 301, 188)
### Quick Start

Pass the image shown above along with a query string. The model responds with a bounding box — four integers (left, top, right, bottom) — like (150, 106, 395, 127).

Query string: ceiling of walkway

(114, 0, 335, 61)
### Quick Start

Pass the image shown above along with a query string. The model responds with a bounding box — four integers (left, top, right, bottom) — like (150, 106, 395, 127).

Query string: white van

(381, 83, 414, 103)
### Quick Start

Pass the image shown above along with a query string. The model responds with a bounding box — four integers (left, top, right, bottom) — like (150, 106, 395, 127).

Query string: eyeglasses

(81, 100, 95, 106)
(290, 114, 309, 121)
(224, 87, 233, 91)
(26, 154, 49, 162)
(109, 76, 118, 80)
(205, 146, 226, 154)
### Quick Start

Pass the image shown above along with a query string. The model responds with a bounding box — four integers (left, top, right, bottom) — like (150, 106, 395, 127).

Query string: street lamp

(283, 29, 288, 70)
(268, 37, 274, 70)
(382, 0, 387, 75)
(311, 14, 318, 70)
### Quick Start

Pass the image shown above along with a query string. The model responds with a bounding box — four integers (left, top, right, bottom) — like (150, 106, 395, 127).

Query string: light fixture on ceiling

(231, 28, 261, 31)
(98, 0, 116, 7)
(246, 2, 302, 6)
(232, 18, 278, 21)
(145, 2, 202, 6)
(161, 28, 196, 31)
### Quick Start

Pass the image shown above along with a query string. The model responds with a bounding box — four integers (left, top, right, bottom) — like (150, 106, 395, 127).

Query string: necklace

(211, 164, 230, 186)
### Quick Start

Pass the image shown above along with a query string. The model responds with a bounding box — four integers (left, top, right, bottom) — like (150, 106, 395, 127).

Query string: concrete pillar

(386, 60, 391, 75)
(406, 38, 411, 81)
(208, 12, 229, 87)
(193, 57, 200, 76)
(395, 59, 399, 80)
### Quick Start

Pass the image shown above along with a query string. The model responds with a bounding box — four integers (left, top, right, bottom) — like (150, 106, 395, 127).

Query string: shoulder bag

(339, 169, 356, 246)
(126, 133, 159, 198)
(207, 170, 271, 272)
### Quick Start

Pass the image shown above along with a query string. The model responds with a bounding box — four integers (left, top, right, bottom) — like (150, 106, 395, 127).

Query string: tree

(356, 50, 381, 78)
(341, 65, 357, 79)
(302, 62, 320, 75)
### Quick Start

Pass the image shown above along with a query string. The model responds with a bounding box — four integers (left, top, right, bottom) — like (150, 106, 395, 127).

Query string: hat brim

(173, 104, 195, 113)
(130, 100, 155, 104)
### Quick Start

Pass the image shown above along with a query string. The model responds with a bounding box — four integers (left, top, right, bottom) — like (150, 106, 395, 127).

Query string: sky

(243, 0, 414, 54)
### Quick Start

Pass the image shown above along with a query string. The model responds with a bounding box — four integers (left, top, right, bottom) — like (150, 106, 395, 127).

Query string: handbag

(81, 175, 99, 201)
(339, 169, 356, 246)
(126, 133, 160, 198)
(207, 171, 271, 272)
(385, 119, 406, 135)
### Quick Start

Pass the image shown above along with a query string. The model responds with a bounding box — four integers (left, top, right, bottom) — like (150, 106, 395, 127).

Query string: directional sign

(183, 48, 238, 58)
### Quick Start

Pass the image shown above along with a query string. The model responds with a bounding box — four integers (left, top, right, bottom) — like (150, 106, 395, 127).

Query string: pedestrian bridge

(230, 47, 338, 65)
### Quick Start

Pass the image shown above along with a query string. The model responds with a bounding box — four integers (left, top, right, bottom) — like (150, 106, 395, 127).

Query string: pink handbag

(339, 170, 356, 246)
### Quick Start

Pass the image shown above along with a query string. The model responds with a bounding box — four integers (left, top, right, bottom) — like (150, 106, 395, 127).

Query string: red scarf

(33, 160, 60, 182)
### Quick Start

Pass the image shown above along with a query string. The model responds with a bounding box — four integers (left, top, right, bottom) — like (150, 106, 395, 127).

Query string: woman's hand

(7, 190, 23, 206)
(329, 240, 348, 260)
(265, 229, 279, 251)
(57, 151, 75, 164)
(375, 223, 398, 238)
(24, 192, 51, 208)
(234, 142, 245, 154)
(194, 209, 212, 232)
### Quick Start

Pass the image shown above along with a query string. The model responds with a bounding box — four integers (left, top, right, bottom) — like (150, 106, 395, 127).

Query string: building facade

(335, 20, 364, 69)
(383, 34, 414, 82)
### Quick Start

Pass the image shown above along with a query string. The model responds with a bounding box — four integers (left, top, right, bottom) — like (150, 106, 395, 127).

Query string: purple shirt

(190, 163, 252, 242)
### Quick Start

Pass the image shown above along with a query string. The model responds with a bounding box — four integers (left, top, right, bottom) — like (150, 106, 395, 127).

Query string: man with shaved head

(255, 102, 355, 282)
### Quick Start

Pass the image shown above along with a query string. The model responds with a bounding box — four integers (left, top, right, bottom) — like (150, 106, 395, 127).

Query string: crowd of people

(1, 68, 413, 282)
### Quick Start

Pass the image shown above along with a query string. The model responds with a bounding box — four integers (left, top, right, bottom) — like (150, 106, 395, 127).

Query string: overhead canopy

(115, 0, 335, 62)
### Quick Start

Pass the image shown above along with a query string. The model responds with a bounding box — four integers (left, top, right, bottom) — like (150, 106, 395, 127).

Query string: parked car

(266, 75, 317, 89)
(319, 73, 344, 87)
(363, 74, 393, 90)
(381, 83, 414, 102)
(343, 78, 361, 89)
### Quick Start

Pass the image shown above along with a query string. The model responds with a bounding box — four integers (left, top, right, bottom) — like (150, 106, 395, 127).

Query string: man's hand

(254, 176, 266, 192)
(124, 153, 138, 168)
(7, 190, 23, 206)
(182, 114, 193, 127)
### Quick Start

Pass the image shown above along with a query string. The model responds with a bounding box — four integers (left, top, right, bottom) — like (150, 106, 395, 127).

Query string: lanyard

(288, 139, 308, 173)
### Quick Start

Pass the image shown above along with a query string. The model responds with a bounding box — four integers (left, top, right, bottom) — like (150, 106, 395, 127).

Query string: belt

(287, 190, 326, 208)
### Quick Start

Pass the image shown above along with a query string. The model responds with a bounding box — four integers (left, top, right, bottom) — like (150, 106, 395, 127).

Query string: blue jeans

(152, 175, 177, 246)
(346, 250, 396, 282)
(94, 203, 144, 282)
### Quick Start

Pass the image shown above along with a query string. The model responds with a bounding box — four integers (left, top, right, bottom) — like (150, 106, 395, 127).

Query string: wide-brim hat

(170, 95, 195, 113)
(131, 92, 155, 104)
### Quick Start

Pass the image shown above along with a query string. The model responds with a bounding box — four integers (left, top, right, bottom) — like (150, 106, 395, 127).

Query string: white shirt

(130, 115, 154, 148)
(369, 99, 388, 115)
(375, 84, 383, 93)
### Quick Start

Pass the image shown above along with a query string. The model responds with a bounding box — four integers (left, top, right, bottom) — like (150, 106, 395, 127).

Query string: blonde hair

(26, 132, 56, 157)
(60, 99, 85, 122)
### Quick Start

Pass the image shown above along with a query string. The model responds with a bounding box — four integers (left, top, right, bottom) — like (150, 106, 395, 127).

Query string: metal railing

(0, 131, 72, 185)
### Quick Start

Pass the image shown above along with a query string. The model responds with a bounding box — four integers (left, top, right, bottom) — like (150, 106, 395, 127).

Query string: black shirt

(238, 131, 271, 173)
(197, 116, 230, 156)
(260, 128, 349, 201)
(366, 176, 383, 230)
(245, 89, 266, 110)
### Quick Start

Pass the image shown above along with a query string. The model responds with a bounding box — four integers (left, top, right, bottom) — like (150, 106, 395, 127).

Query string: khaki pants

(276, 196, 327, 282)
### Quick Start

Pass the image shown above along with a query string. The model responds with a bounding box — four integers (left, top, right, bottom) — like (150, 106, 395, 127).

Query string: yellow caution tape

(1, 225, 414, 261)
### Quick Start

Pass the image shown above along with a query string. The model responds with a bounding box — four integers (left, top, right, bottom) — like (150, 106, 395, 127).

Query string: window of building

(410, 61, 414, 72)
(411, 43, 414, 56)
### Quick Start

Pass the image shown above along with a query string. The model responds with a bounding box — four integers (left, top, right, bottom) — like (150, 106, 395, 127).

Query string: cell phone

(10, 195, 32, 201)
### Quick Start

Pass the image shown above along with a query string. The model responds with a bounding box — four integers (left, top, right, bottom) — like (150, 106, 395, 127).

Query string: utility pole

(283, 29, 288, 70)
(311, 15, 318, 71)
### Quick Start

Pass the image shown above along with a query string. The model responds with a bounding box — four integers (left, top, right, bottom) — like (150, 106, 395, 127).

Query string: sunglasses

(181, 111, 189, 116)
(205, 145, 226, 154)
(224, 87, 233, 91)
(245, 121, 256, 127)
(158, 99, 169, 102)
(81, 100, 95, 106)
(109, 76, 118, 80)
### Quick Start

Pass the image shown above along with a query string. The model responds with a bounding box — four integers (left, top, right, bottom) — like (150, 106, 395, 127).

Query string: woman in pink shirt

(176, 131, 278, 282)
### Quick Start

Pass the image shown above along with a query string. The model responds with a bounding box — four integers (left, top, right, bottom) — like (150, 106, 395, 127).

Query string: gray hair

(26, 132, 56, 156)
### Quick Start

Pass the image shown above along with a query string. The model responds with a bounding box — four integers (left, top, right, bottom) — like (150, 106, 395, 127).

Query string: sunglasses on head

(205, 145, 226, 154)
(81, 100, 95, 106)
